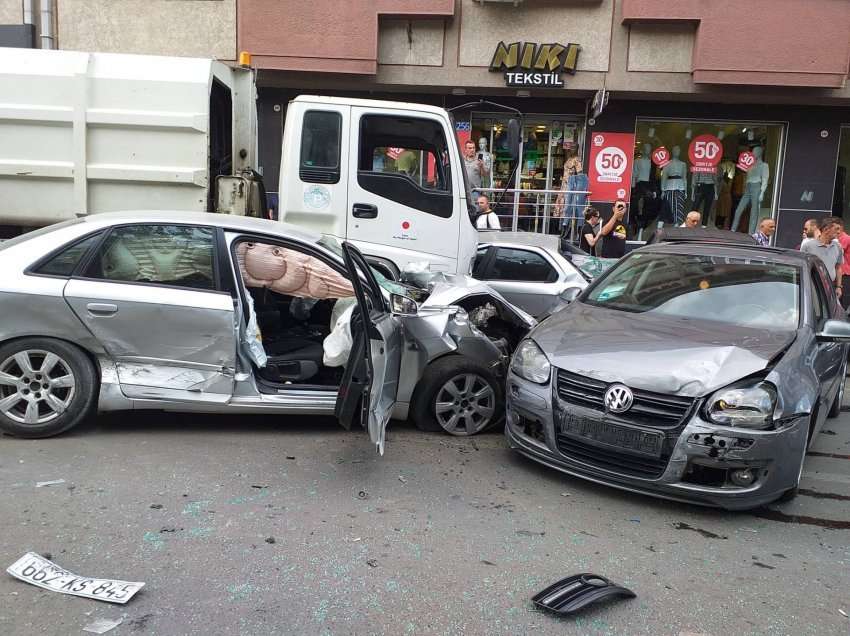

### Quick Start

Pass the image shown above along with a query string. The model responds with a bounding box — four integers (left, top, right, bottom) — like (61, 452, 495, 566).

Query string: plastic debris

(35, 479, 66, 487)
(7, 552, 144, 604)
(560, 492, 570, 497)
(264, 537, 276, 544)
(366, 559, 379, 568)
(398, 475, 407, 484)
(532, 573, 635, 615)
(356, 490, 368, 500)
(83, 617, 124, 634)
(839, 609, 848, 618)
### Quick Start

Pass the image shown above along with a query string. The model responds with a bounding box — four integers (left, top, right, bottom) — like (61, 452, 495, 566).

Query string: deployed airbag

(236, 242, 354, 299)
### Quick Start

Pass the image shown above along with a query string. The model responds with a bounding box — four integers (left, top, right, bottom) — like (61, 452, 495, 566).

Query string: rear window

(585, 252, 800, 330)
(33, 233, 101, 277)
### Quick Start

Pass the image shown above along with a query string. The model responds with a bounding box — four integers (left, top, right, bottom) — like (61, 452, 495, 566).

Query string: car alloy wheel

(434, 373, 496, 435)
(0, 350, 77, 425)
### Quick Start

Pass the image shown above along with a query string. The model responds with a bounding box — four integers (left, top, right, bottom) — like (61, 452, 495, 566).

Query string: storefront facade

(242, 0, 850, 247)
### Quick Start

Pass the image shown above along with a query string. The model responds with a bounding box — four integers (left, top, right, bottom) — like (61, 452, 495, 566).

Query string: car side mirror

(390, 293, 418, 316)
(816, 319, 850, 342)
(559, 287, 582, 304)
(506, 119, 521, 162)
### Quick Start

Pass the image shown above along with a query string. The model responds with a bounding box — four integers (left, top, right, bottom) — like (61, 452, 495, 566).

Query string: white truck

(1, 48, 520, 275)
(0, 47, 265, 231)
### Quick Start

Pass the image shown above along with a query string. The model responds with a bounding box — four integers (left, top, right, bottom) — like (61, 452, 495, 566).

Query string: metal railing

(475, 187, 591, 236)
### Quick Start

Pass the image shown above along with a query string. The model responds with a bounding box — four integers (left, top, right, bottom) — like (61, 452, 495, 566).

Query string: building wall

(57, 0, 236, 60)
(0, 0, 21, 23)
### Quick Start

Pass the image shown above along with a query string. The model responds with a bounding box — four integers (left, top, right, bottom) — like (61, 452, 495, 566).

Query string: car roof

(78, 210, 323, 243)
(634, 240, 814, 267)
(293, 94, 448, 118)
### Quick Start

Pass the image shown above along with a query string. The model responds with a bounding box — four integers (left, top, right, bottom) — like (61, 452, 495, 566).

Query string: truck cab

(278, 96, 480, 277)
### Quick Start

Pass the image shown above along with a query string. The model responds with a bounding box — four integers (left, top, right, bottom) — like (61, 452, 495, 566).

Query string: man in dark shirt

(579, 207, 602, 254)
(600, 199, 628, 259)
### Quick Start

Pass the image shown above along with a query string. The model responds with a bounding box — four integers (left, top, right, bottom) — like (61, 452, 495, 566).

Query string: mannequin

(477, 137, 493, 189)
(692, 169, 719, 227)
(557, 156, 589, 239)
(731, 146, 769, 234)
(659, 145, 688, 227)
(631, 143, 655, 239)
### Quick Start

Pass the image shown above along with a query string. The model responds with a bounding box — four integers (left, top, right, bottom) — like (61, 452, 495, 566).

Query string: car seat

(257, 337, 324, 383)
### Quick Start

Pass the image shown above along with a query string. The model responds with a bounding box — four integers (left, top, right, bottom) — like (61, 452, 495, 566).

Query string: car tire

(827, 361, 846, 419)
(411, 356, 503, 436)
(0, 338, 98, 439)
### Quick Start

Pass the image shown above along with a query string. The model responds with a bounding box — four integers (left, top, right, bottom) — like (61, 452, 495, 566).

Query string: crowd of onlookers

(798, 216, 849, 308)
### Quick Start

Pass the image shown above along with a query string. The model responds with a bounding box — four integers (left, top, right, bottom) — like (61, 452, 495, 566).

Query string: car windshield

(584, 252, 800, 330)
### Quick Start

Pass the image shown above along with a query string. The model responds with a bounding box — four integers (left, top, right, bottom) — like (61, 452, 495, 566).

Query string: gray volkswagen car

(506, 238, 850, 509)
(0, 212, 534, 446)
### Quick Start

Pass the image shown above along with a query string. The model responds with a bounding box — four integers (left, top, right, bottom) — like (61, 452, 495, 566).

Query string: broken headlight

(706, 381, 777, 429)
(510, 339, 551, 384)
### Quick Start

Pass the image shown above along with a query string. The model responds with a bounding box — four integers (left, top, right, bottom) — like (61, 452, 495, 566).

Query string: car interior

(234, 240, 356, 389)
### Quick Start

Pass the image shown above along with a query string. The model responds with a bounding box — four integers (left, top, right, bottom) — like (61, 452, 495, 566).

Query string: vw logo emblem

(604, 384, 633, 414)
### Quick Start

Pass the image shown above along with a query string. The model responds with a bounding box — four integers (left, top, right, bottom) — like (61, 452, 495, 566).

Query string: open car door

(336, 242, 402, 455)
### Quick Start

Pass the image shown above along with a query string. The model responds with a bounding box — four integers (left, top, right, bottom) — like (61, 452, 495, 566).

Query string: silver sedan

(0, 212, 533, 446)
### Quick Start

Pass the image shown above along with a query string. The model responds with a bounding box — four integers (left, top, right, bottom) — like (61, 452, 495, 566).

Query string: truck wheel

(411, 356, 502, 436)
(0, 338, 98, 439)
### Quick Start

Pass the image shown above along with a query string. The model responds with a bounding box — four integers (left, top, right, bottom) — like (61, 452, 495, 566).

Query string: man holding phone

(599, 199, 629, 259)
(463, 140, 489, 192)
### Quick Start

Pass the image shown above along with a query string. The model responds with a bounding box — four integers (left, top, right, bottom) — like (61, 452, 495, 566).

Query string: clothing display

(731, 181, 764, 234)
(561, 172, 589, 227)
(661, 189, 687, 226)
(693, 182, 716, 220)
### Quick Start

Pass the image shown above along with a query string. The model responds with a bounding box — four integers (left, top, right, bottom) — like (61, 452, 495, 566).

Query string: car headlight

(510, 339, 551, 384)
(706, 381, 777, 429)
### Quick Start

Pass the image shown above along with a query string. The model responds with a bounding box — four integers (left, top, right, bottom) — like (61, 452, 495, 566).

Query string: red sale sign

(688, 134, 723, 174)
(737, 150, 756, 172)
(588, 132, 635, 202)
(652, 146, 671, 168)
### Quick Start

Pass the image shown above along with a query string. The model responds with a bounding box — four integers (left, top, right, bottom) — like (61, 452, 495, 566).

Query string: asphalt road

(1, 406, 849, 635)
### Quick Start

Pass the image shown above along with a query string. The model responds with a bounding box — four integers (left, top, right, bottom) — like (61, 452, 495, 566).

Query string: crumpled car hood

(533, 302, 796, 397)
(419, 273, 537, 327)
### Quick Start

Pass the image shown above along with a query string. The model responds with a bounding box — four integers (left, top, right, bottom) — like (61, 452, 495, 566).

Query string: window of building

(358, 115, 453, 218)
(32, 233, 101, 277)
(300, 110, 342, 184)
(85, 225, 216, 291)
(488, 247, 557, 283)
(632, 118, 784, 237)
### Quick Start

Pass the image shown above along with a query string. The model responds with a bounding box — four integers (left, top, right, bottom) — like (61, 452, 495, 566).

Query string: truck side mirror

(506, 119, 521, 162)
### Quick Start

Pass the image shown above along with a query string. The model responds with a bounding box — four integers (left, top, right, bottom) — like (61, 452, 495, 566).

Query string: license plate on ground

(6, 552, 144, 604)
(562, 412, 663, 457)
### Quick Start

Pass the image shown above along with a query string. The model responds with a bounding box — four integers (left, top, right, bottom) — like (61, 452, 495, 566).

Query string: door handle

(352, 203, 378, 219)
(86, 303, 118, 317)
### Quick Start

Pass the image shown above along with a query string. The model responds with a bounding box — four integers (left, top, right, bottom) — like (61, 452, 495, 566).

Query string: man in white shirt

(475, 194, 500, 230)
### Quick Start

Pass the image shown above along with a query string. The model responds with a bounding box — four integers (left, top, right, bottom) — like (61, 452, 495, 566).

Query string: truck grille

(555, 434, 669, 479)
(555, 369, 695, 429)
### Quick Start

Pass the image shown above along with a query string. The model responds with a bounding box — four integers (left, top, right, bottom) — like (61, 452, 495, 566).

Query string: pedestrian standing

(599, 200, 628, 259)
(474, 194, 500, 230)
(801, 218, 843, 299)
(799, 218, 820, 248)
(579, 206, 602, 255)
(681, 211, 701, 228)
(834, 218, 850, 308)
(463, 140, 488, 194)
(751, 218, 775, 246)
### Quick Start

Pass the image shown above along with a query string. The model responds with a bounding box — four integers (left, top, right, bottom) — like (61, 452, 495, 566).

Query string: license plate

(6, 552, 144, 604)
(562, 412, 663, 457)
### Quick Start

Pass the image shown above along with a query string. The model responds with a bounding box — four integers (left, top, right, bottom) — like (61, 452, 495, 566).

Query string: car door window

(489, 248, 557, 283)
(472, 246, 490, 278)
(83, 225, 216, 291)
(358, 115, 453, 218)
(32, 233, 101, 277)
(811, 267, 830, 330)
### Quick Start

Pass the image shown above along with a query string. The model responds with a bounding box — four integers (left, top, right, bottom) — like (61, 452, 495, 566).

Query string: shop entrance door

(470, 114, 584, 233)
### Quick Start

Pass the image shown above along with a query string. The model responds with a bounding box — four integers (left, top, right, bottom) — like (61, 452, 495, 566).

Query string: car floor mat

(532, 573, 635, 615)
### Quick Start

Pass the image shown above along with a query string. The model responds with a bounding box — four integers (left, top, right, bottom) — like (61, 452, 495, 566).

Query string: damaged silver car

(507, 240, 850, 509)
(0, 212, 533, 448)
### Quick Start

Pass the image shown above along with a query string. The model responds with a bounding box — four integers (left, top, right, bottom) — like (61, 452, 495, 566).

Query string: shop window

(632, 118, 783, 236)
(300, 110, 342, 184)
(358, 115, 452, 218)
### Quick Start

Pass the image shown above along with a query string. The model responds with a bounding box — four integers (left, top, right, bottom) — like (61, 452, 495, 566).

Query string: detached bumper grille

(556, 369, 695, 429)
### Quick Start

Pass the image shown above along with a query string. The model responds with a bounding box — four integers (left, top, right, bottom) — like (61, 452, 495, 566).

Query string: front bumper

(505, 371, 808, 511)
